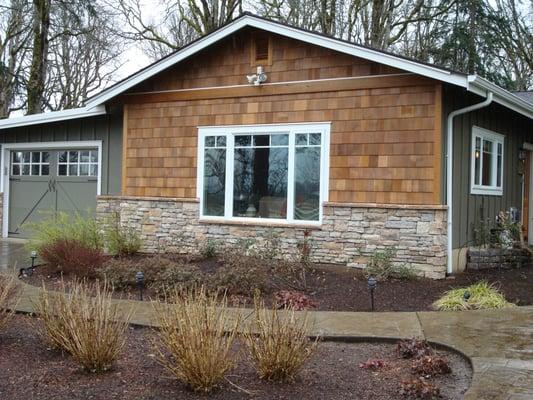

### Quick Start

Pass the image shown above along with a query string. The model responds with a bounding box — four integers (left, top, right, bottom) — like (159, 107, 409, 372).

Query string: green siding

(0, 111, 123, 195)
(442, 85, 533, 249)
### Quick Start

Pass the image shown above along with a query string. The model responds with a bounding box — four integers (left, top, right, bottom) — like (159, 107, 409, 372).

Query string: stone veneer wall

(96, 196, 448, 279)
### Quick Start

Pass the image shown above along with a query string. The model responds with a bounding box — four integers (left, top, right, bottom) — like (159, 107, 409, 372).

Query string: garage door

(8, 149, 99, 238)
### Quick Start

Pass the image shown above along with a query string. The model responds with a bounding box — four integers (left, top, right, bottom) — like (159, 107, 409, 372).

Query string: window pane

(474, 137, 481, 185)
(90, 151, 98, 162)
(294, 147, 321, 221)
(271, 134, 288, 146)
(80, 150, 90, 162)
(58, 151, 68, 162)
(58, 164, 67, 175)
(41, 164, 49, 176)
(216, 136, 226, 147)
(80, 164, 89, 176)
(22, 152, 30, 163)
(90, 164, 98, 176)
(309, 133, 321, 146)
(11, 165, 20, 175)
(31, 152, 41, 163)
(497, 143, 502, 187)
(205, 136, 216, 147)
(253, 135, 269, 147)
(296, 134, 307, 146)
(235, 135, 251, 147)
(12, 152, 21, 163)
(42, 152, 49, 163)
(22, 165, 30, 175)
(69, 164, 79, 176)
(31, 165, 40, 176)
(233, 147, 288, 219)
(481, 139, 493, 186)
(203, 148, 226, 216)
(69, 151, 78, 162)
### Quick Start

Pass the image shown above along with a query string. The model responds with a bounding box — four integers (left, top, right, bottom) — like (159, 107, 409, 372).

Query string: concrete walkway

(2, 240, 532, 399)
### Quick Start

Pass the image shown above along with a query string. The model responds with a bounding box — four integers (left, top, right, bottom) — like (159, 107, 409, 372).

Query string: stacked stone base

(467, 247, 531, 270)
(96, 196, 448, 279)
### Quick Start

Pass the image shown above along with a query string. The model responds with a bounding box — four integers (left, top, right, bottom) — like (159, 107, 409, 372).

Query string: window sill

(470, 187, 503, 196)
(198, 218, 322, 230)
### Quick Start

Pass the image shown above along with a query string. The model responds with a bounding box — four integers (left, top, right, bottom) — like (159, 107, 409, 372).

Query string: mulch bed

(24, 253, 533, 312)
(0, 314, 472, 400)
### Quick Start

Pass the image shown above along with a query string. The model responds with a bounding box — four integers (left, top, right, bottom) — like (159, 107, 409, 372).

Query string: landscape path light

(367, 276, 377, 311)
(136, 271, 145, 301)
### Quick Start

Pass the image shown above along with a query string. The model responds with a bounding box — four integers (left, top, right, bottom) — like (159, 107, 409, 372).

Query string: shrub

(149, 264, 204, 296)
(244, 296, 318, 382)
(34, 280, 132, 372)
(154, 287, 239, 393)
(271, 259, 312, 291)
(411, 355, 451, 377)
(433, 281, 515, 311)
(28, 211, 103, 253)
(104, 213, 142, 256)
(199, 239, 218, 258)
(209, 252, 268, 296)
(359, 359, 389, 370)
(399, 377, 440, 399)
(364, 248, 416, 280)
(40, 239, 105, 276)
(397, 338, 433, 359)
(97, 258, 139, 290)
(274, 290, 317, 311)
(0, 275, 20, 332)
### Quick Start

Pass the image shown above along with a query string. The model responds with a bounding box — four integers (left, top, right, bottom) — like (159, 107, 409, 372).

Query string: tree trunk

(26, 0, 50, 115)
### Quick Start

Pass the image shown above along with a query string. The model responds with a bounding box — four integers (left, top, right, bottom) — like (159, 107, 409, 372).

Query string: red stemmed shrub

(40, 239, 105, 277)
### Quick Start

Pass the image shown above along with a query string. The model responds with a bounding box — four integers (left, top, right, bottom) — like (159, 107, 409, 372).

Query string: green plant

(199, 239, 218, 258)
(27, 211, 103, 253)
(244, 295, 318, 382)
(260, 230, 281, 260)
(104, 213, 142, 256)
(433, 281, 515, 311)
(365, 248, 416, 280)
(0, 275, 19, 332)
(154, 287, 239, 393)
(40, 239, 105, 277)
(34, 280, 132, 372)
(472, 217, 493, 248)
(495, 211, 521, 248)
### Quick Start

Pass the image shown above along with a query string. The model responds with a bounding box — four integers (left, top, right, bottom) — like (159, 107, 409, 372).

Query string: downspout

(446, 91, 493, 275)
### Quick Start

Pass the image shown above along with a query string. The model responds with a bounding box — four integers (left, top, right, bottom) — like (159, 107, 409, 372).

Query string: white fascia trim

(86, 15, 469, 108)
(0, 105, 106, 130)
(468, 75, 533, 119)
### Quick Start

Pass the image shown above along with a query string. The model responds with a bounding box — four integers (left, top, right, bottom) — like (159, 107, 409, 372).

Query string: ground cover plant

(433, 281, 515, 311)
(34, 280, 132, 372)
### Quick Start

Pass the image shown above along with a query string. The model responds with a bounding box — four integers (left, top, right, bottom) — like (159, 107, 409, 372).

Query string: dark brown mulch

(25, 255, 533, 312)
(0, 315, 472, 400)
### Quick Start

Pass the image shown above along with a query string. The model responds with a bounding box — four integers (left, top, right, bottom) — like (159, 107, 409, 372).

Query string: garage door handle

(87, 178, 97, 182)
(9, 178, 20, 181)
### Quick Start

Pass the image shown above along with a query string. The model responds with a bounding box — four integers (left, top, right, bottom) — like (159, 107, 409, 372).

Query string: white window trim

(470, 126, 504, 196)
(0, 140, 102, 238)
(197, 122, 330, 226)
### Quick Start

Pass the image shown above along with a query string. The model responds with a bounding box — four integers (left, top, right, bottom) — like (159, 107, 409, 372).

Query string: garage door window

(58, 150, 98, 176)
(11, 151, 50, 176)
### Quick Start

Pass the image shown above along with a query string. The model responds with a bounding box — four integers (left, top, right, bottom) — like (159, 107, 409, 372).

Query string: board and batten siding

(442, 84, 533, 249)
(0, 112, 123, 195)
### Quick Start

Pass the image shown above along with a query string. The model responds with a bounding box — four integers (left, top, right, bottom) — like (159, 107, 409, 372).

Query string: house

(0, 14, 532, 278)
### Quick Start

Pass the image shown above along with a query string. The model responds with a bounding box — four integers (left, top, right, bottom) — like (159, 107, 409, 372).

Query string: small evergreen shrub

(365, 248, 416, 280)
(199, 239, 218, 258)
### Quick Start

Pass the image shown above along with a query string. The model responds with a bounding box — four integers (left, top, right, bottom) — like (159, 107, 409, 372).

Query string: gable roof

(0, 13, 532, 130)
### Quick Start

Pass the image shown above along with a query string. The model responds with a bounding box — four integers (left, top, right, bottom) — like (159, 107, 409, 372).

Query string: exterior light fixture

(367, 276, 377, 311)
(463, 290, 471, 301)
(518, 149, 527, 161)
(19, 250, 39, 278)
(135, 271, 145, 301)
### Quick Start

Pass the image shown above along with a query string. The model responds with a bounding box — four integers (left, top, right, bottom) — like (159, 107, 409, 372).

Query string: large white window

(471, 126, 504, 196)
(197, 123, 330, 224)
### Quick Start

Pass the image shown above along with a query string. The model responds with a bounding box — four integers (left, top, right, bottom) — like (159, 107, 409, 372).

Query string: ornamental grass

(433, 281, 515, 311)
(153, 287, 240, 393)
(244, 295, 318, 382)
(0, 274, 20, 332)
(35, 280, 132, 372)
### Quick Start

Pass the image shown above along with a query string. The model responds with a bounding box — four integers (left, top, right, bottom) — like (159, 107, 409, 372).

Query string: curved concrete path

(12, 280, 533, 400)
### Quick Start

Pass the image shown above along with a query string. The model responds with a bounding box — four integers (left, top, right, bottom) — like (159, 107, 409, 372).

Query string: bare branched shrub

(0, 275, 20, 331)
(244, 296, 318, 382)
(154, 288, 239, 393)
(34, 280, 132, 372)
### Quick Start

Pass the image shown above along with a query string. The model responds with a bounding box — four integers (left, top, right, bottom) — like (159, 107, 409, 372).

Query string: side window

(471, 127, 504, 195)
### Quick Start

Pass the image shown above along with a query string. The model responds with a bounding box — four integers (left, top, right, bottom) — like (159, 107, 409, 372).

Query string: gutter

(446, 91, 493, 275)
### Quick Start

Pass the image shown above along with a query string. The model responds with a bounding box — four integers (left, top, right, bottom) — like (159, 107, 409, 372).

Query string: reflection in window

(58, 150, 98, 177)
(203, 136, 226, 216)
(471, 127, 504, 195)
(294, 133, 321, 221)
(11, 151, 50, 176)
